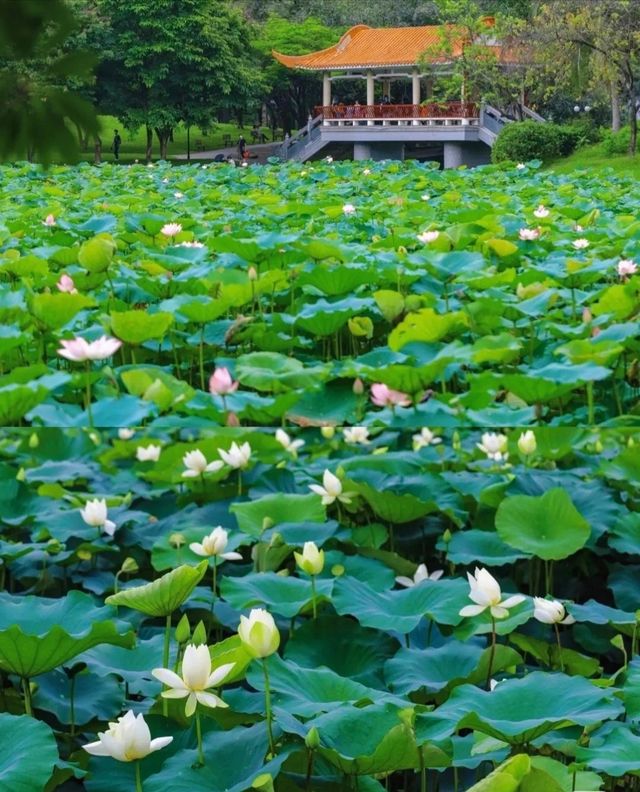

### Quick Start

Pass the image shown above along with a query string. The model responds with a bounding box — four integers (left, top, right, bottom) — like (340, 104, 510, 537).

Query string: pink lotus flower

(58, 335, 122, 362)
(209, 367, 238, 396)
(519, 228, 540, 241)
(160, 222, 182, 237)
(43, 214, 56, 227)
(371, 383, 411, 408)
(56, 274, 77, 294)
(618, 259, 638, 279)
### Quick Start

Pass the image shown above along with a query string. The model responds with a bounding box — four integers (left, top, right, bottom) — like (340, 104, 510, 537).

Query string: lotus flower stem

(263, 657, 275, 755)
(212, 562, 217, 600)
(195, 707, 205, 765)
(198, 327, 205, 391)
(135, 760, 143, 792)
(485, 617, 497, 690)
(84, 361, 93, 428)
(22, 677, 32, 716)
(554, 623, 565, 673)
(238, 470, 242, 497)
(69, 674, 76, 736)
(310, 575, 317, 619)
(586, 381, 594, 425)
(162, 614, 171, 717)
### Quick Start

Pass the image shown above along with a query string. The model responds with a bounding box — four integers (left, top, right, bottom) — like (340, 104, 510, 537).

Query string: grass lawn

(75, 115, 279, 163)
(546, 140, 640, 177)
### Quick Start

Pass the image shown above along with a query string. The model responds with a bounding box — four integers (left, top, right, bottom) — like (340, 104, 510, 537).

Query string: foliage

(601, 126, 632, 156)
(492, 121, 579, 162)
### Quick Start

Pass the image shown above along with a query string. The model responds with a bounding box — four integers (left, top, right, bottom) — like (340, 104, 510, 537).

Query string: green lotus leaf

(0, 713, 59, 792)
(333, 576, 468, 633)
(77, 236, 116, 273)
(388, 308, 468, 351)
(0, 590, 135, 677)
(576, 723, 640, 777)
(105, 561, 208, 616)
(110, 310, 173, 345)
(437, 672, 623, 744)
(495, 488, 590, 560)
(230, 492, 325, 537)
(30, 292, 96, 329)
(235, 351, 326, 393)
(220, 571, 333, 618)
(442, 529, 529, 566)
(464, 755, 531, 792)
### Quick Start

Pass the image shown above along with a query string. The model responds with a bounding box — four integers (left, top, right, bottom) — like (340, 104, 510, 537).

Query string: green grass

(546, 140, 640, 177)
(75, 115, 279, 163)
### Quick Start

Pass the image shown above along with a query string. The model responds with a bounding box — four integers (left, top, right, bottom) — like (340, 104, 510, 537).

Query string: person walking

(237, 135, 247, 159)
(112, 130, 122, 161)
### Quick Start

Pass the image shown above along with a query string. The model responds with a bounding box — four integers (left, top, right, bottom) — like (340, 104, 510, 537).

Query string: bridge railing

(314, 102, 479, 126)
(279, 114, 324, 161)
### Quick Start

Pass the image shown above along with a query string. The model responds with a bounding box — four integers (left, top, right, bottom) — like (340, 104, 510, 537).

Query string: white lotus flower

(516, 163, 526, 170)
(460, 567, 525, 619)
(519, 227, 540, 241)
(618, 259, 638, 279)
(275, 429, 305, 456)
(174, 191, 184, 199)
(517, 430, 536, 455)
(189, 526, 242, 560)
(160, 222, 182, 237)
(294, 541, 325, 576)
(325, 156, 333, 163)
(82, 710, 172, 762)
(153, 644, 234, 717)
(176, 240, 205, 248)
(136, 444, 161, 462)
(118, 429, 135, 440)
(80, 498, 116, 536)
(342, 203, 356, 215)
(533, 597, 575, 625)
(363, 168, 371, 175)
(238, 608, 280, 658)
(343, 427, 370, 445)
(412, 428, 442, 450)
(421, 194, 430, 201)
(396, 563, 443, 588)
(182, 449, 224, 478)
(572, 238, 589, 250)
(477, 432, 509, 462)
(417, 230, 439, 244)
(309, 469, 352, 505)
(533, 205, 550, 218)
(218, 441, 251, 469)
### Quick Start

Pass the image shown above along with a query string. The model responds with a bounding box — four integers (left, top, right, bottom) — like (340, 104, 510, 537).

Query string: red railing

(314, 102, 479, 120)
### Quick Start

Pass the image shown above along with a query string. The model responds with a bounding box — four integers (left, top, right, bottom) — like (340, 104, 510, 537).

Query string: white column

(412, 68, 420, 126)
(366, 70, 375, 126)
(323, 72, 331, 107)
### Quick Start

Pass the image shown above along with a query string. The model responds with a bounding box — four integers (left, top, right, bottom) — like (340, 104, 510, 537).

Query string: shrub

(492, 121, 579, 163)
(601, 126, 631, 155)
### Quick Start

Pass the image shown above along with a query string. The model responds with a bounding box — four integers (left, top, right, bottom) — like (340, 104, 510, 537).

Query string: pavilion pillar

(323, 72, 331, 108)
(412, 68, 420, 126)
(366, 70, 375, 126)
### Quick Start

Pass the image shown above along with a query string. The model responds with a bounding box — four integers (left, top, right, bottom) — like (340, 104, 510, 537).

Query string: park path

(173, 141, 280, 164)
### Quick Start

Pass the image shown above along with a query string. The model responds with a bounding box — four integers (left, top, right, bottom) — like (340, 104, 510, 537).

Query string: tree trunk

(155, 127, 171, 160)
(94, 136, 102, 164)
(611, 82, 621, 132)
(145, 125, 153, 163)
(629, 100, 637, 155)
(186, 125, 191, 162)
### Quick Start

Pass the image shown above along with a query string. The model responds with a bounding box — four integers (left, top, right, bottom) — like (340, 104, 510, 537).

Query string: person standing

(237, 135, 246, 159)
(112, 129, 122, 161)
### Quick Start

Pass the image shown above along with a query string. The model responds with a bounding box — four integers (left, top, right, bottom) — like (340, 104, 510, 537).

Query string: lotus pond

(1, 426, 640, 791)
(0, 158, 639, 428)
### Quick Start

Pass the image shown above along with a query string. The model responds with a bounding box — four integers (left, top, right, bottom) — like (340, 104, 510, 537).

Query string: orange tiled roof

(272, 24, 469, 71)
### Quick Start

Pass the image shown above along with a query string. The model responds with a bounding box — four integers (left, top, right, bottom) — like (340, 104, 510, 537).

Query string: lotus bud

(452, 431, 461, 451)
(320, 426, 335, 439)
(251, 774, 275, 792)
(46, 538, 63, 555)
(442, 528, 452, 544)
(120, 557, 139, 574)
(594, 439, 603, 453)
(294, 541, 325, 576)
(269, 532, 284, 548)
(238, 609, 280, 658)
(262, 516, 274, 531)
(248, 266, 258, 281)
(191, 620, 207, 646)
(16, 467, 26, 482)
(517, 430, 537, 455)
(175, 613, 191, 644)
(397, 246, 407, 255)
(77, 548, 93, 561)
(582, 307, 593, 324)
(305, 727, 320, 750)
(353, 378, 365, 395)
(629, 437, 635, 448)
(89, 432, 100, 445)
(28, 433, 39, 449)
(226, 412, 240, 427)
(331, 564, 345, 577)
(170, 532, 186, 548)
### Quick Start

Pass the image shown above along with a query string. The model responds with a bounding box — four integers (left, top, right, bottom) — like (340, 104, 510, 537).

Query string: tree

(532, 1, 640, 153)
(0, 0, 98, 163)
(253, 15, 341, 133)
(97, 0, 258, 160)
